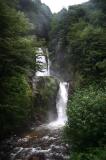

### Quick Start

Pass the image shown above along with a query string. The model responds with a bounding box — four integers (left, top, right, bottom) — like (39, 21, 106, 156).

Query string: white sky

(41, 0, 89, 13)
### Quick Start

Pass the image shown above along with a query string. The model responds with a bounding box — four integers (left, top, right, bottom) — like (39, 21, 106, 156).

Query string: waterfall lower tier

(48, 82, 69, 129)
(2, 79, 69, 160)
(57, 82, 68, 121)
(2, 81, 69, 160)
(7, 82, 69, 160)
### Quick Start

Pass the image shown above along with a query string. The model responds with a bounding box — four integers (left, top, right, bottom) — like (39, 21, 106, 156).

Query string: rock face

(49, 44, 73, 81)
(18, 0, 52, 39)
(33, 77, 59, 124)
(48, 9, 73, 81)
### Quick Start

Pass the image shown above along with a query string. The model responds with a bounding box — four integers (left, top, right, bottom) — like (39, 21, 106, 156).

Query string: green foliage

(65, 85, 106, 151)
(49, 0, 106, 83)
(49, 1, 106, 159)
(0, 74, 32, 136)
(70, 148, 106, 160)
(19, 0, 52, 39)
(0, 74, 32, 106)
(91, 0, 106, 12)
(0, 0, 38, 77)
(68, 23, 106, 80)
(0, 0, 41, 137)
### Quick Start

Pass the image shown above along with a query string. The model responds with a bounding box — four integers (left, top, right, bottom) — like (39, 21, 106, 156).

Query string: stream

(0, 49, 70, 160)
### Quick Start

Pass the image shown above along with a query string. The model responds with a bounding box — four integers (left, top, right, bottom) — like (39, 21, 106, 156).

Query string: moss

(33, 77, 59, 123)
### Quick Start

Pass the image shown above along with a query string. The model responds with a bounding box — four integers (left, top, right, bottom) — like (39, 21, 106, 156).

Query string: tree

(0, 0, 40, 136)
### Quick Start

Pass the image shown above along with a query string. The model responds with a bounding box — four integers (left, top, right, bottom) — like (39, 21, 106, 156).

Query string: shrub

(70, 148, 106, 160)
(65, 85, 106, 151)
(0, 74, 32, 136)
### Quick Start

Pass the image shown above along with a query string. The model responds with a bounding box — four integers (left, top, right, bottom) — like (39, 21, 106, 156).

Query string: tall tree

(0, 0, 40, 136)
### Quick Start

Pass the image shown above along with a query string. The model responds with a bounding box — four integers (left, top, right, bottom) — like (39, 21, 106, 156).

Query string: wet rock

(0, 127, 69, 160)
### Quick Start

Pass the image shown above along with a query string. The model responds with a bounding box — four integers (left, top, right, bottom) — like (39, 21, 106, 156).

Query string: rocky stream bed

(0, 124, 70, 160)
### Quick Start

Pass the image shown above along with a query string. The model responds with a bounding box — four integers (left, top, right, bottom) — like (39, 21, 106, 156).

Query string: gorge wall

(18, 0, 52, 39)
(48, 0, 106, 87)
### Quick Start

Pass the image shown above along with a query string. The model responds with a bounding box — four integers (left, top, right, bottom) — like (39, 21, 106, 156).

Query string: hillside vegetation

(48, 0, 106, 159)
(0, 0, 52, 137)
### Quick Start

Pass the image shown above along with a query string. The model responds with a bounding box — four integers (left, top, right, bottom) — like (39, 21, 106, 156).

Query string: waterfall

(56, 82, 69, 122)
(36, 48, 69, 129)
(8, 49, 69, 160)
(36, 48, 50, 77)
(48, 82, 69, 129)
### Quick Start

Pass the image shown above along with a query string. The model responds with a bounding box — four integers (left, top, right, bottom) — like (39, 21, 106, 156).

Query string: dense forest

(0, 0, 106, 160)
(0, 0, 53, 137)
(49, 0, 106, 159)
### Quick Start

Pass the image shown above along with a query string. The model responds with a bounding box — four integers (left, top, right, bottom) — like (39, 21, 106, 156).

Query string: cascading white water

(36, 48, 50, 77)
(48, 82, 69, 129)
(36, 48, 69, 129)
(57, 82, 68, 122)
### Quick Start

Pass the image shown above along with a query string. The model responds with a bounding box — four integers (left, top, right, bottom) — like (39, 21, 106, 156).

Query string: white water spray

(57, 82, 68, 122)
(48, 82, 69, 129)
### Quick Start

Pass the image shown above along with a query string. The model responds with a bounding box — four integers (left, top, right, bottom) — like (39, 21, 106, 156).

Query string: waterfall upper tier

(36, 48, 50, 77)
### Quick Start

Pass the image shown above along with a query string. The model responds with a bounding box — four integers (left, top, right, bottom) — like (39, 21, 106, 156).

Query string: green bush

(65, 85, 106, 151)
(0, 74, 32, 136)
(70, 148, 106, 160)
